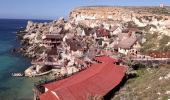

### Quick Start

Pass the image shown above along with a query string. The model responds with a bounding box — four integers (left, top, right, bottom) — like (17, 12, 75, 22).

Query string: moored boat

(11, 73, 24, 77)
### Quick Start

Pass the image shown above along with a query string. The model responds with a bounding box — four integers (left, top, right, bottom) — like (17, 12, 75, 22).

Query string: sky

(0, 0, 170, 20)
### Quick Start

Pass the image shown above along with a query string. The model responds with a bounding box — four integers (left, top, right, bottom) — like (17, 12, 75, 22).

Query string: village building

(22, 17, 153, 100)
(116, 28, 142, 55)
(96, 27, 110, 38)
(42, 34, 62, 48)
(34, 56, 127, 100)
(25, 33, 63, 76)
(109, 25, 122, 36)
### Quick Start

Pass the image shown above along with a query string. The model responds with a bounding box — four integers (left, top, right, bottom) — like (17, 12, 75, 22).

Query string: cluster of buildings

(35, 55, 127, 100)
(25, 19, 144, 77)
(24, 18, 146, 100)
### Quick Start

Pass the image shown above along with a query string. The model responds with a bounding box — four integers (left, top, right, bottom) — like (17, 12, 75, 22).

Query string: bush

(159, 35, 170, 45)
(140, 32, 158, 53)
(156, 16, 164, 21)
(125, 21, 138, 28)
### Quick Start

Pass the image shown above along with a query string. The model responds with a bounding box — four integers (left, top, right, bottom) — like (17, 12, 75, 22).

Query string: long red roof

(40, 57, 127, 100)
(40, 91, 58, 100)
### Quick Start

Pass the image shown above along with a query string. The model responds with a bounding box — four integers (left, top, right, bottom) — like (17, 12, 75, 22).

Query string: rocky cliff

(70, 6, 170, 36)
(17, 18, 68, 58)
(69, 6, 170, 52)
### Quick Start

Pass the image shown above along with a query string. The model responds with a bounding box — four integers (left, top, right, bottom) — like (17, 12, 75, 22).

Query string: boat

(12, 73, 24, 77)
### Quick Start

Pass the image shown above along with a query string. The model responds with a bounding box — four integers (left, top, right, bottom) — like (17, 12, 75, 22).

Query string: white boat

(12, 73, 24, 77)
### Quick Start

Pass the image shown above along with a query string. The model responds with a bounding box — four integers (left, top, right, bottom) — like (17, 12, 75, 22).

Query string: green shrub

(159, 35, 170, 45)
(126, 21, 138, 28)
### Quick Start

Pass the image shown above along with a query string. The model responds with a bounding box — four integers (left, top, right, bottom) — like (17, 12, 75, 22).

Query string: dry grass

(112, 65, 170, 100)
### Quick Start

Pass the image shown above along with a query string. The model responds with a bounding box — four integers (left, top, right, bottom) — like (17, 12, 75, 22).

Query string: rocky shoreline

(16, 17, 76, 58)
(16, 28, 32, 57)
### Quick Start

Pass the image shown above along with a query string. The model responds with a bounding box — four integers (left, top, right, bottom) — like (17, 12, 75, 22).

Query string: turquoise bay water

(0, 19, 50, 100)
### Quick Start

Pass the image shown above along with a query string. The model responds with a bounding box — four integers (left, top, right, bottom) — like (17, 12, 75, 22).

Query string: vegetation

(149, 24, 157, 29)
(88, 95, 103, 100)
(136, 17, 143, 23)
(158, 35, 170, 51)
(159, 35, 170, 45)
(140, 32, 158, 53)
(34, 46, 46, 54)
(156, 16, 164, 21)
(36, 33, 42, 40)
(112, 65, 170, 100)
(125, 21, 138, 28)
(143, 16, 153, 22)
(140, 31, 170, 53)
(150, 7, 169, 15)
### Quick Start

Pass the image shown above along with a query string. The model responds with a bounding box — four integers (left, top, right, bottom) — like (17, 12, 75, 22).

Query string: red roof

(40, 59, 127, 100)
(95, 55, 118, 63)
(97, 28, 109, 37)
(43, 63, 104, 90)
(40, 91, 58, 100)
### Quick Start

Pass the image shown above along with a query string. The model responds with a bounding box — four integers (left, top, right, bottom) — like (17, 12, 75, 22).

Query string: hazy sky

(0, 0, 170, 20)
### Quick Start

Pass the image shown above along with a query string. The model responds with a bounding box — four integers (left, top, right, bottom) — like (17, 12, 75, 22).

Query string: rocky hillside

(17, 17, 68, 58)
(70, 7, 170, 33)
(70, 6, 170, 35)
(113, 65, 170, 100)
(70, 6, 170, 52)
(17, 6, 170, 57)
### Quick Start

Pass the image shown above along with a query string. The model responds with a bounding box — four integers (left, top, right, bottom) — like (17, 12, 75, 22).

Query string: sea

(0, 19, 51, 100)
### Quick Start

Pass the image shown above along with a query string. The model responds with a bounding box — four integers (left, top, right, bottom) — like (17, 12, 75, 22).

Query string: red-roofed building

(117, 32, 141, 55)
(96, 28, 109, 37)
(40, 91, 59, 100)
(35, 56, 127, 100)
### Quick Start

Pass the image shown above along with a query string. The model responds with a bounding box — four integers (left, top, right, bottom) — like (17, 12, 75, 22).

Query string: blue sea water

(0, 19, 51, 100)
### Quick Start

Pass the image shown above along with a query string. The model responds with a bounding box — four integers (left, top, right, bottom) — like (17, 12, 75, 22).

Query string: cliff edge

(70, 6, 170, 35)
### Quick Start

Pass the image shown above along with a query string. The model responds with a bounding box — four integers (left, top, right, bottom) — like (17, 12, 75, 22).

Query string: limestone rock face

(18, 21, 53, 58)
(69, 6, 170, 36)
(26, 21, 34, 31)
(18, 17, 70, 58)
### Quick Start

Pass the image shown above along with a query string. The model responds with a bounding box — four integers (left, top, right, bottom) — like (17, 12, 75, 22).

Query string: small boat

(12, 73, 24, 77)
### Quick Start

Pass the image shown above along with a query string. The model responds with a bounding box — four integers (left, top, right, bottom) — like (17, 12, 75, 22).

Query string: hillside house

(30, 34, 63, 74)
(117, 32, 142, 55)
(42, 34, 62, 49)
(110, 25, 122, 36)
(96, 27, 110, 38)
